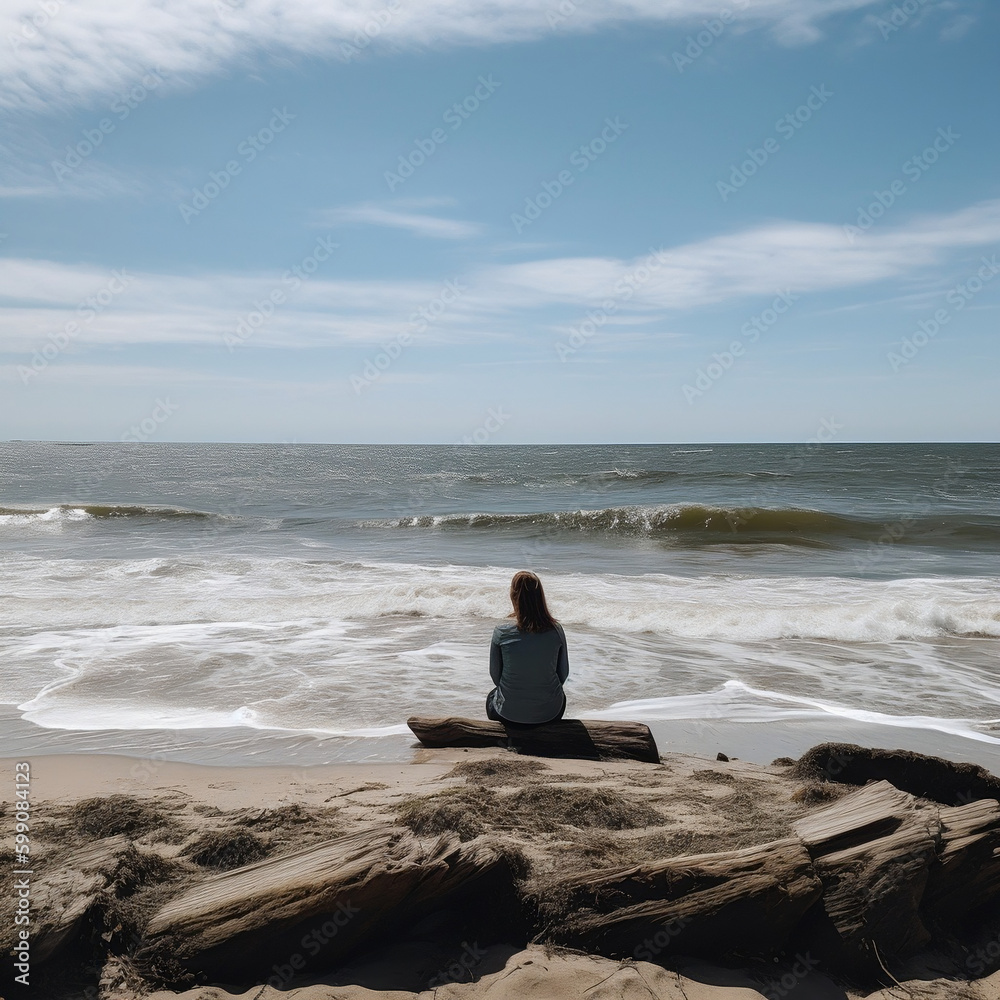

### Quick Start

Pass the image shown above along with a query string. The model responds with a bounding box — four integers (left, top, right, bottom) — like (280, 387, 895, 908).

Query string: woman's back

(489, 620, 568, 724)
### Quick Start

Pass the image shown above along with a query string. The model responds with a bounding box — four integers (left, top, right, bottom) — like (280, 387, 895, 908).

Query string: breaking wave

(362, 504, 1000, 548)
(0, 504, 216, 526)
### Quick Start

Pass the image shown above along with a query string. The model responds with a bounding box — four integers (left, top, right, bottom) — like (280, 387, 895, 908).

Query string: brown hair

(507, 571, 558, 633)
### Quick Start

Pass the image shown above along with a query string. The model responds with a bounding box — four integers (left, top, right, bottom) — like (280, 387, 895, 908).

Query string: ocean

(2, 441, 999, 766)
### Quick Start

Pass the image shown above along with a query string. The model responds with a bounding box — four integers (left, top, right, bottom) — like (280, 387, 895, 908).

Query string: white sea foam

(2, 556, 999, 641)
(0, 507, 92, 526)
(3, 555, 1000, 742)
(589, 680, 1000, 745)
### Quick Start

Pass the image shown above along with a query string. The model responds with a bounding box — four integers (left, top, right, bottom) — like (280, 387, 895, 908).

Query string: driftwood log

(542, 780, 1000, 973)
(793, 780, 941, 961)
(138, 827, 518, 983)
(133, 778, 1000, 987)
(407, 716, 660, 764)
(924, 797, 1000, 924)
(543, 837, 821, 959)
(25, 836, 133, 963)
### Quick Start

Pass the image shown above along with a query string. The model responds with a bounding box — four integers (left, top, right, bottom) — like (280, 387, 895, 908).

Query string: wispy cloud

(940, 12, 977, 40)
(856, 0, 971, 45)
(317, 203, 483, 240)
(2, 0, 887, 112)
(487, 200, 1000, 310)
(0, 185, 60, 198)
(2, 199, 997, 355)
(0, 129, 149, 200)
(0, 363, 243, 385)
(0, 167, 145, 200)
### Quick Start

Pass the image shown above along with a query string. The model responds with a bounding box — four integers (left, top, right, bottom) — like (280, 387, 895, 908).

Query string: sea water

(1, 442, 999, 764)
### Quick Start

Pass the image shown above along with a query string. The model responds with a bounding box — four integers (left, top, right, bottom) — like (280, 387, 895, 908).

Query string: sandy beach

(7, 741, 1000, 1000)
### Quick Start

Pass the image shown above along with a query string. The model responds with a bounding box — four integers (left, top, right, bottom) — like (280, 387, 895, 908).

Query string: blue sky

(1, 0, 997, 443)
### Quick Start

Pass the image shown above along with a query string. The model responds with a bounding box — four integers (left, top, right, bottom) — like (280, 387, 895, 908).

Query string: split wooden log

(541, 838, 822, 960)
(407, 716, 660, 764)
(923, 797, 1000, 925)
(10, 835, 133, 965)
(138, 826, 515, 985)
(793, 780, 941, 961)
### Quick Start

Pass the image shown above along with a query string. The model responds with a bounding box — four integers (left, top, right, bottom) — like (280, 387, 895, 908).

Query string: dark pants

(486, 687, 566, 727)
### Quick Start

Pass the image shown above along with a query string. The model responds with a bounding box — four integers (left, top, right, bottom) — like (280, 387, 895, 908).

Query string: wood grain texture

(407, 715, 660, 763)
(794, 780, 941, 960)
(139, 826, 512, 982)
(544, 838, 822, 960)
(924, 797, 1000, 921)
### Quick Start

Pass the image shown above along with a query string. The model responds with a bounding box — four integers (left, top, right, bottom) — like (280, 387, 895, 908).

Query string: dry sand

(5, 748, 1000, 999)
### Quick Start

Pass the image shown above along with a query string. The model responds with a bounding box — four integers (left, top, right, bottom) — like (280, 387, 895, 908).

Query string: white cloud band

(3, 0, 884, 112)
(1, 200, 998, 360)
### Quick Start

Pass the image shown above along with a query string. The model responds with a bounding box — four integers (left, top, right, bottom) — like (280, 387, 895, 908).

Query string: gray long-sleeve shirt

(489, 621, 569, 724)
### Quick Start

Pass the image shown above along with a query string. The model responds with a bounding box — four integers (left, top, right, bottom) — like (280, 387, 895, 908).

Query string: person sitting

(486, 570, 568, 727)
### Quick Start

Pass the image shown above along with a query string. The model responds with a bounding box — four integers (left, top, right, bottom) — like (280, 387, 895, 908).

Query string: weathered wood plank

(407, 716, 660, 764)
(11, 836, 132, 964)
(794, 781, 941, 961)
(795, 779, 917, 857)
(923, 797, 1000, 923)
(542, 838, 822, 960)
(138, 826, 514, 984)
